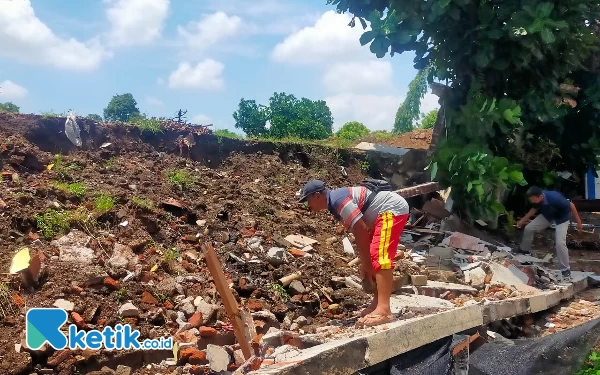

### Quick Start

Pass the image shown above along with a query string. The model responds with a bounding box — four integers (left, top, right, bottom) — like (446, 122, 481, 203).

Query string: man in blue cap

(513, 186, 583, 282)
(298, 179, 409, 327)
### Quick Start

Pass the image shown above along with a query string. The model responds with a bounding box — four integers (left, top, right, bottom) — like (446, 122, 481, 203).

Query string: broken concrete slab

(206, 344, 230, 372)
(354, 142, 410, 157)
(284, 234, 318, 248)
(51, 230, 95, 265)
(488, 263, 538, 294)
(444, 232, 488, 252)
(390, 294, 454, 312)
(398, 281, 478, 298)
(514, 254, 549, 264)
(465, 267, 487, 289)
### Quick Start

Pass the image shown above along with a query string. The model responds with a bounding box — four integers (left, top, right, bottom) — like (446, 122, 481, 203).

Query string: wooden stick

(203, 243, 252, 360)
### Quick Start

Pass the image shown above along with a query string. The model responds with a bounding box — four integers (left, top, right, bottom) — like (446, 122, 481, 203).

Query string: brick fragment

(140, 291, 159, 305)
(103, 277, 119, 290)
(71, 312, 86, 328)
(199, 326, 217, 337)
(47, 349, 72, 366)
(188, 312, 203, 328)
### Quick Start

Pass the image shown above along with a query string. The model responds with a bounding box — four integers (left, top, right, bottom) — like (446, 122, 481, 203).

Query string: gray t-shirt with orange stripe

(326, 186, 409, 229)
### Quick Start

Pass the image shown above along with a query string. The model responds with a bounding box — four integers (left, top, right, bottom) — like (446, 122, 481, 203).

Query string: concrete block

(483, 297, 529, 323)
(399, 281, 478, 298)
(390, 294, 454, 313)
(410, 275, 427, 286)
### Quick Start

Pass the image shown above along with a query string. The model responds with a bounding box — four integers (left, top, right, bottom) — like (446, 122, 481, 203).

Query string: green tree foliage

(329, 0, 600, 220)
(0, 102, 19, 113)
(336, 121, 370, 140)
(233, 99, 269, 137)
(103, 93, 140, 122)
(214, 129, 242, 139)
(87, 114, 103, 122)
(233, 92, 334, 140)
(394, 67, 429, 133)
(419, 110, 438, 129)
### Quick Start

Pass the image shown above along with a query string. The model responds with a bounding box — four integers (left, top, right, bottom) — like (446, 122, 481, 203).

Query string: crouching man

(513, 186, 582, 282)
(298, 180, 409, 327)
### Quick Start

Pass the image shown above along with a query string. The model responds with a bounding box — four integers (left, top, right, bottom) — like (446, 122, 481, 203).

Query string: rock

(156, 277, 179, 296)
(87, 367, 115, 375)
(465, 267, 487, 289)
(294, 316, 308, 328)
(179, 300, 196, 317)
(195, 300, 218, 324)
(325, 237, 337, 245)
(252, 310, 278, 325)
(107, 243, 138, 270)
(233, 349, 246, 365)
(53, 299, 74, 312)
(51, 230, 94, 265)
(267, 247, 285, 267)
(410, 275, 428, 286)
(328, 304, 340, 313)
(115, 365, 132, 375)
(288, 280, 306, 295)
(206, 344, 230, 372)
(118, 303, 140, 318)
(193, 296, 203, 307)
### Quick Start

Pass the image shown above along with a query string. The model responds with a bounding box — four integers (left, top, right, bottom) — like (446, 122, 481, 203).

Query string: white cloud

(0, 0, 108, 71)
(191, 114, 212, 124)
(421, 91, 441, 114)
(323, 61, 392, 93)
(168, 60, 224, 90)
(106, 0, 170, 47)
(326, 93, 401, 131)
(272, 10, 369, 65)
(0, 80, 28, 100)
(177, 12, 241, 53)
(146, 96, 163, 106)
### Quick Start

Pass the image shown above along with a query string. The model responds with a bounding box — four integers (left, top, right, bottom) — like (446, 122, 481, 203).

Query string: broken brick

(140, 291, 159, 305)
(12, 294, 24, 306)
(180, 348, 200, 362)
(288, 248, 307, 258)
(189, 366, 204, 375)
(71, 312, 86, 328)
(189, 351, 208, 365)
(70, 286, 84, 294)
(47, 349, 72, 366)
(188, 312, 203, 328)
(164, 300, 174, 309)
(484, 274, 492, 284)
(199, 326, 218, 337)
(103, 277, 119, 290)
(247, 299, 264, 311)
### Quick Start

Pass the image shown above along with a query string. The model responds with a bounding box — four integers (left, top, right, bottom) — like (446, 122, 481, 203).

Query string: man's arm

(570, 202, 583, 230)
(351, 218, 374, 280)
(517, 208, 538, 228)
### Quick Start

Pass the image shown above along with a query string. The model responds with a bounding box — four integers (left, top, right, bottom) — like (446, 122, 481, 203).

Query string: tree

(394, 67, 429, 133)
(233, 93, 334, 140)
(87, 114, 103, 122)
(337, 121, 370, 140)
(233, 99, 269, 137)
(329, 0, 600, 221)
(103, 93, 140, 122)
(419, 110, 438, 129)
(0, 102, 19, 113)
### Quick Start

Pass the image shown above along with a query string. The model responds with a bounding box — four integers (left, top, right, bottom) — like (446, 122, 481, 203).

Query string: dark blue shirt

(538, 190, 571, 224)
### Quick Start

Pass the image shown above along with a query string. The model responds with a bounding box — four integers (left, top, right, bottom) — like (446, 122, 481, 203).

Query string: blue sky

(0, 0, 438, 133)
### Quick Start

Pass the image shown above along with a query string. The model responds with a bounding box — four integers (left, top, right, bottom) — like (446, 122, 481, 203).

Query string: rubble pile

(0, 114, 598, 375)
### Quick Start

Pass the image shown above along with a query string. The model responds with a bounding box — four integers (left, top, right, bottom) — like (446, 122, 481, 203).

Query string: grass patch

(360, 160, 370, 172)
(214, 129, 242, 139)
(132, 117, 163, 134)
(163, 247, 180, 261)
(35, 208, 92, 239)
(41, 110, 65, 119)
(153, 293, 169, 303)
(53, 181, 86, 197)
(167, 169, 196, 189)
(271, 284, 290, 302)
(94, 193, 116, 212)
(115, 287, 127, 302)
(131, 196, 154, 210)
(103, 157, 117, 169)
(575, 351, 600, 375)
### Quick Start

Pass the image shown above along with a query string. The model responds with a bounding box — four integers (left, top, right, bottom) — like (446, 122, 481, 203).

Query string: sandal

(355, 314, 394, 328)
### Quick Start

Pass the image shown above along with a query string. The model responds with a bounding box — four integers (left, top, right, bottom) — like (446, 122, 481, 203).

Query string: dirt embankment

(0, 113, 372, 374)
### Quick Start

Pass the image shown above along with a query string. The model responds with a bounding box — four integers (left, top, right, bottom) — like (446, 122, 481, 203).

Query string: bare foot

(358, 300, 378, 317)
(355, 313, 394, 328)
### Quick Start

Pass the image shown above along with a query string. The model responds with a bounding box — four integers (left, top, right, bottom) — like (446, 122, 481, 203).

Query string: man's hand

(516, 219, 526, 229)
(577, 221, 583, 231)
(360, 263, 375, 282)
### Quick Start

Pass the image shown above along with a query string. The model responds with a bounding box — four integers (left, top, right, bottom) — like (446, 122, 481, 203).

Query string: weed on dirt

(53, 181, 86, 197)
(94, 193, 116, 212)
(167, 169, 196, 189)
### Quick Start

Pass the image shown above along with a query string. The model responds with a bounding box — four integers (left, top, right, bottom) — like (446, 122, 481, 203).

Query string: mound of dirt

(0, 113, 382, 374)
(358, 129, 433, 150)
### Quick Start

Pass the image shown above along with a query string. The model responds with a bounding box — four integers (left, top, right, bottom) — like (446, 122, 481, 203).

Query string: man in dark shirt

(513, 186, 582, 281)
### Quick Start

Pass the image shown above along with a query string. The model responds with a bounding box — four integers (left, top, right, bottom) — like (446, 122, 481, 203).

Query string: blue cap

(298, 180, 326, 202)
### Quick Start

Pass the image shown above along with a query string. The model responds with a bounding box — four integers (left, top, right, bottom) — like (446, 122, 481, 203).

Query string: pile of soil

(0, 113, 374, 374)
(358, 129, 433, 150)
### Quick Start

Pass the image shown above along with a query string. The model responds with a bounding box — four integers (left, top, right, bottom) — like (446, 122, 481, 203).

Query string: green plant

(167, 169, 196, 189)
(419, 110, 438, 130)
(153, 293, 169, 303)
(394, 66, 430, 133)
(115, 287, 127, 302)
(132, 116, 163, 134)
(41, 110, 64, 118)
(271, 284, 290, 302)
(360, 160, 370, 172)
(53, 182, 86, 197)
(35, 209, 72, 239)
(94, 193, 115, 212)
(504, 211, 516, 238)
(103, 157, 117, 169)
(336, 121, 370, 141)
(0, 102, 19, 113)
(164, 247, 180, 261)
(104, 93, 140, 122)
(575, 351, 600, 375)
(131, 196, 154, 210)
(214, 129, 241, 139)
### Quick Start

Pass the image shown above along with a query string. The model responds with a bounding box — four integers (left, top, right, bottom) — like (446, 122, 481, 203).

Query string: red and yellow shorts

(370, 212, 409, 271)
